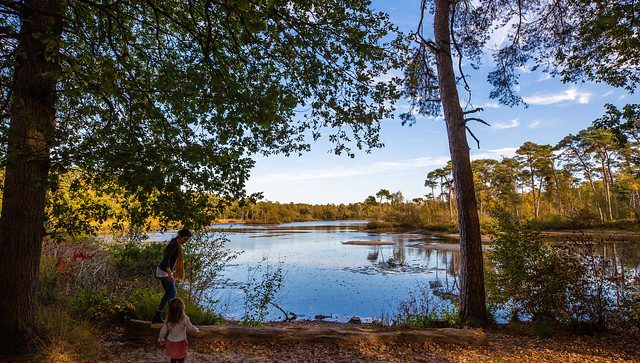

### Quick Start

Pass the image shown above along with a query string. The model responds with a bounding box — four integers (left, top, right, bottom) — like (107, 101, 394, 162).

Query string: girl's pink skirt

(165, 339, 188, 359)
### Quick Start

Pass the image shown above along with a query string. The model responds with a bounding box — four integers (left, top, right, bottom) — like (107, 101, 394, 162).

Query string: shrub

(108, 237, 164, 277)
(393, 286, 460, 328)
(126, 287, 163, 321)
(182, 233, 241, 305)
(69, 290, 137, 322)
(182, 297, 223, 325)
(366, 220, 398, 229)
(485, 214, 586, 322)
(242, 258, 285, 324)
(41, 236, 117, 297)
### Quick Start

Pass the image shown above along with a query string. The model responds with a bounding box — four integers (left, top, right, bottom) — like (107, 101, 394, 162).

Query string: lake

(149, 221, 640, 323)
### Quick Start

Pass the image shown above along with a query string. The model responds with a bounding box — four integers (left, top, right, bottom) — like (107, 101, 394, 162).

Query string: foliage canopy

(0, 0, 406, 227)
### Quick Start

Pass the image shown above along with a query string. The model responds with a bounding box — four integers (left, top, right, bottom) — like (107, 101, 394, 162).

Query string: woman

(152, 228, 192, 324)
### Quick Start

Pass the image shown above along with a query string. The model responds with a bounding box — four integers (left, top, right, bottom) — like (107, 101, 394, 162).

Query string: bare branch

(463, 107, 484, 114)
(450, 2, 472, 106)
(465, 125, 480, 148)
(416, 0, 439, 54)
(465, 117, 490, 127)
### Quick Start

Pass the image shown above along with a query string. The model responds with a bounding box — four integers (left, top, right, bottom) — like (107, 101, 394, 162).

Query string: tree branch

(463, 107, 484, 115)
(465, 125, 481, 148)
(465, 117, 490, 127)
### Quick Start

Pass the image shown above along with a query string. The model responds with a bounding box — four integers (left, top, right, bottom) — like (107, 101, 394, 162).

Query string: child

(158, 298, 200, 363)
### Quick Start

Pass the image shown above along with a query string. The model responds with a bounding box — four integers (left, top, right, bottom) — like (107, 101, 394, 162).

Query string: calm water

(149, 221, 640, 323)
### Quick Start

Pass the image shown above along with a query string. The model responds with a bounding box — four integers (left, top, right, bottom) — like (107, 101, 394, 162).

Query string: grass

(36, 305, 101, 362)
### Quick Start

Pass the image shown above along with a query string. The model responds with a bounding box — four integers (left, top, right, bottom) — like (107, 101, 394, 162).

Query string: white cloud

(537, 73, 552, 82)
(251, 147, 519, 185)
(517, 66, 531, 74)
(251, 156, 448, 184)
(472, 147, 518, 160)
(493, 118, 520, 129)
(523, 87, 592, 105)
(481, 101, 500, 109)
(373, 69, 403, 84)
(527, 120, 541, 129)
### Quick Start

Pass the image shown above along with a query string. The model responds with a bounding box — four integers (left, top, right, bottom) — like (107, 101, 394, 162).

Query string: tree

(492, 158, 522, 217)
(390, 190, 404, 205)
(515, 142, 553, 219)
(580, 127, 620, 220)
(403, 0, 490, 327)
(424, 171, 438, 200)
(402, 0, 639, 326)
(376, 189, 392, 204)
(0, 0, 405, 353)
(364, 195, 378, 206)
(594, 103, 640, 220)
(471, 159, 498, 218)
(557, 134, 606, 222)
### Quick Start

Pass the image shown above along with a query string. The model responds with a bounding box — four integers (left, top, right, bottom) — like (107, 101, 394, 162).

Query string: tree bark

(0, 0, 62, 354)
(433, 0, 487, 327)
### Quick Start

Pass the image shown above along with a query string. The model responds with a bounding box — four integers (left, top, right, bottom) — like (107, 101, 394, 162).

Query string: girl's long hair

(167, 298, 185, 325)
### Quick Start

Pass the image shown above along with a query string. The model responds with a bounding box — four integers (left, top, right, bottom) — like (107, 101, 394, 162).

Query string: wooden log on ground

(125, 319, 486, 346)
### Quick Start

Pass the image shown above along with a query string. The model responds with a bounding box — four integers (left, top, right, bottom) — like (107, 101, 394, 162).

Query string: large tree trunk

(433, 0, 487, 327)
(0, 0, 62, 354)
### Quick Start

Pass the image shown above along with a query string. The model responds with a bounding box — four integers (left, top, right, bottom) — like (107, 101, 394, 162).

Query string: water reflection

(149, 222, 640, 323)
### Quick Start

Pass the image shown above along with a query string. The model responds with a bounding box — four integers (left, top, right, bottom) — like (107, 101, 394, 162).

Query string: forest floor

(91, 321, 640, 363)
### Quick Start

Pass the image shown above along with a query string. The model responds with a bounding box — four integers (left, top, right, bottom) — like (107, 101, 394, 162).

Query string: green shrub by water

(486, 213, 640, 332)
(69, 290, 137, 322)
(393, 286, 461, 328)
(108, 238, 164, 277)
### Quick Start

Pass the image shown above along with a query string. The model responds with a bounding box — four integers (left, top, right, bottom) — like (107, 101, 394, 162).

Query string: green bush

(366, 220, 398, 229)
(486, 214, 586, 322)
(69, 290, 137, 322)
(127, 287, 163, 321)
(393, 286, 460, 328)
(182, 297, 223, 325)
(109, 238, 164, 277)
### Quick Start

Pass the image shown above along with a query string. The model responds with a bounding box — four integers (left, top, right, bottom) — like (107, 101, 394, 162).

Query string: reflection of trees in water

(392, 242, 406, 266)
(366, 249, 380, 263)
(428, 249, 460, 302)
(364, 244, 406, 268)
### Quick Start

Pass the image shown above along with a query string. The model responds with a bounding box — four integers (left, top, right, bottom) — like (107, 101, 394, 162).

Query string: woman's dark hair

(177, 228, 192, 238)
(167, 298, 185, 325)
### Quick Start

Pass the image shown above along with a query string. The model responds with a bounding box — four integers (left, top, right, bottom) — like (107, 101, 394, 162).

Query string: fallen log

(125, 319, 486, 346)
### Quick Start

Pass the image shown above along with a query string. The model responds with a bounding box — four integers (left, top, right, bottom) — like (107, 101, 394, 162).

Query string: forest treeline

(33, 103, 639, 235)
(222, 103, 640, 230)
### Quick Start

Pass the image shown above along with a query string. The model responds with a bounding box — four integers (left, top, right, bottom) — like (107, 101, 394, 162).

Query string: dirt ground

(95, 322, 640, 363)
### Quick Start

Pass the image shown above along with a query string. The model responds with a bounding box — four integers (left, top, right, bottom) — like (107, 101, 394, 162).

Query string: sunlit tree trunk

(550, 161, 563, 218)
(433, 0, 487, 327)
(571, 148, 605, 221)
(601, 158, 613, 220)
(0, 0, 62, 353)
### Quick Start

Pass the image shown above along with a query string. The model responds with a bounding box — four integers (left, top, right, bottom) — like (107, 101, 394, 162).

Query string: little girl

(158, 298, 200, 363)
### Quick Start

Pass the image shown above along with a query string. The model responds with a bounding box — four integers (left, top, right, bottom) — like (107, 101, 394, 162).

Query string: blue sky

(244, 0, 636, 204)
